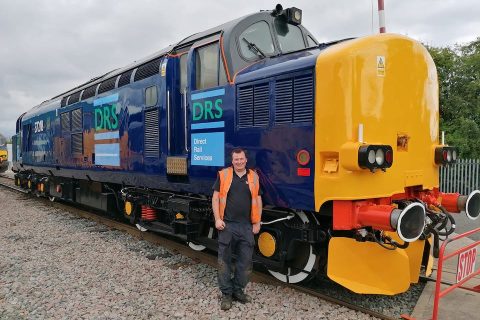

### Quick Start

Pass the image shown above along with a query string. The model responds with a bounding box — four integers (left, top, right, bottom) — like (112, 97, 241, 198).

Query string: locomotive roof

(33, 6, 317, 113)
(45, 13, 252, 104)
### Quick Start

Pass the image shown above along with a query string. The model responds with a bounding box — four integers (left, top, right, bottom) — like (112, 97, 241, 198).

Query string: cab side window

(195, 42, 227, 90)
(307, 35, 318, 48)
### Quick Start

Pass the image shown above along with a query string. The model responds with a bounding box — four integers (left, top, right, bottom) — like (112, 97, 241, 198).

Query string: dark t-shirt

(212, 169, 262, 224)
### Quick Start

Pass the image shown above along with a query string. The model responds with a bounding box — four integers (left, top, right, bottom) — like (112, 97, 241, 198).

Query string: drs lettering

(457, 247, 477, 283)
(95, 104, 118, 131)
(34, 120, 44, 133)
(192, 99, 223, 121)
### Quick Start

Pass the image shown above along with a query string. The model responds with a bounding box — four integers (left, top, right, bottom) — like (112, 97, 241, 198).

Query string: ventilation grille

(275, 79, 293, 123)
(61, 96, 68, 108)
(275, 73, 314, 124)
(68, 91, 81, 105)
(237, 83, 270, 128)
(118, 70, 133, 88)
(144, 109, 159, 158)
(71, 133, 83, 154)
(293, 75, 314, 122)
(134, 58, 161, 82)
(82, 84, 97, 100)
(61, 113, 70, 132)
(71, 108, 83, 132)
(98, 77, 117, 94)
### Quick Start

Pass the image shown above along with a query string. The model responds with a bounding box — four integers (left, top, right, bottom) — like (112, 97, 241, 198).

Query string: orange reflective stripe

(218, 168, 261, 223)
(218, 167, 234, 220)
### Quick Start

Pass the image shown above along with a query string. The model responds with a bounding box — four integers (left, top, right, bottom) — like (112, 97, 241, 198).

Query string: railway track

(0, 173, 401, 320)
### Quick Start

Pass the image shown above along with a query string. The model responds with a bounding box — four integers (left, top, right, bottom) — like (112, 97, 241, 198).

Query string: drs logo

(34, 120, 44, 133)
(456, 246, 477, 283)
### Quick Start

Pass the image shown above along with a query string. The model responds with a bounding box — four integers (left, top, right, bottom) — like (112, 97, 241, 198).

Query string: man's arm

(252, 195, 262, 234)
(212, 190, 225, 230)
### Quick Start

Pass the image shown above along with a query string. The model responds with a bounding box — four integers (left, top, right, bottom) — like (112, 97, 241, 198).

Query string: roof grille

(237, 82, 270, 128)
(144, 109, 159, 158)
(118, 70, 133, 88)
(82, 84, 97, 100)
(98, 77, 117, 94)
(61, 96, 68, 108)
(134, 58, 161, 82)
(275, 73, 313, 124)
(68, 91, 81, 105)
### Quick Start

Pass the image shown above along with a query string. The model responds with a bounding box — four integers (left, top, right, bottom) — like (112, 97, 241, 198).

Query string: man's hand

(215, 218, 226, 231)
(252, 222, 261, 234)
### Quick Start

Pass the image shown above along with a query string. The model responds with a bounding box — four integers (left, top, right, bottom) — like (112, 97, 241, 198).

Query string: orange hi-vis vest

(218, 167, 261, 224)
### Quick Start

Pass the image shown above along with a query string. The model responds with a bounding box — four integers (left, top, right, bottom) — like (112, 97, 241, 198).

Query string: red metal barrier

(432, 227, 480, 320)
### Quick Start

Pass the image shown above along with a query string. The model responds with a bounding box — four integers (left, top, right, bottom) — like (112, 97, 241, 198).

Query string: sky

(0, 0, 479, 139)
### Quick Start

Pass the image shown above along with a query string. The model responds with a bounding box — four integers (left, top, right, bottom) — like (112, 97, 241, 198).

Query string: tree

(427, 37, 480, 159)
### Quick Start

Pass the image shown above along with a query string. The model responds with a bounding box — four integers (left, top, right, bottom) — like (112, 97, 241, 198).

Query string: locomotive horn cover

(390, 203, 426, 242)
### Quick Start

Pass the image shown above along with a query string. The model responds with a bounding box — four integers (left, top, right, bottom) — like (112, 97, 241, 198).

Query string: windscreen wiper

(242, 37, 266, 58)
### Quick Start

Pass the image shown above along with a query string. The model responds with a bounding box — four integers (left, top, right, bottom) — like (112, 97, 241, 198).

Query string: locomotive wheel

(188, 227, 214, 251)
(267, 211, 319, 283)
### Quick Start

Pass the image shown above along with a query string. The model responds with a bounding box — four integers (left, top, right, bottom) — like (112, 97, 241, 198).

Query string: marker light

(385, 149, 393, 165)
(375, 149, 384, 166)
(435, 146, 458, 165)
(368, 150, 376, 164)
(358, 145, 393, 171)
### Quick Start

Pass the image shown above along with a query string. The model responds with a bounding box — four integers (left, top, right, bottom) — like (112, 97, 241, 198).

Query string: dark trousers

(217, 221, 254, 295)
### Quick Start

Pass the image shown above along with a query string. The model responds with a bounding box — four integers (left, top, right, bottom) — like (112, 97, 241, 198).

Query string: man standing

(212, 148, 262, 310)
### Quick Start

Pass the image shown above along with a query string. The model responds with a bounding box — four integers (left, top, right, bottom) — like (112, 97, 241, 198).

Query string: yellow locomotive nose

(314, 33, 440, 295)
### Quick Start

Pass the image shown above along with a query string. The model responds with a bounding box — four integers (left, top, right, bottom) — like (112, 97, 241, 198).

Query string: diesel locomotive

(12, 5, 480, 295)
(0, 134, 8, 173)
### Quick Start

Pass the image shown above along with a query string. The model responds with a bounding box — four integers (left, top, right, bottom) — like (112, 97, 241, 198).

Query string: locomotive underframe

(14, 171, 328, 278)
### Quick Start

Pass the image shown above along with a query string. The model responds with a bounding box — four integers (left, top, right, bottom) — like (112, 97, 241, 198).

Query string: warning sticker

(377, 56, 385, 76)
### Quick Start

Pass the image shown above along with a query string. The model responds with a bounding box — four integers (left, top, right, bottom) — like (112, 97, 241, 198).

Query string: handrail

(183, 89, 188, 152)
(167, 90, 171, 153)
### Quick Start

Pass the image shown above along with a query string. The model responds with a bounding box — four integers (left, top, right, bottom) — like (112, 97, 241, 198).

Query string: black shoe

(221, 294, 232, 310)
(232, 291, 251, 304)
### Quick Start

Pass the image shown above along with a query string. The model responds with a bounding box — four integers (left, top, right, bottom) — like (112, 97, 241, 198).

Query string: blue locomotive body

(13, 6, 328, 288)
(13, 32, 319, 211)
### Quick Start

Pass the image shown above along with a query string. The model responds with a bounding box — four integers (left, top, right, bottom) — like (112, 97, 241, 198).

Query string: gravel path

(0, 187, 378, 320)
